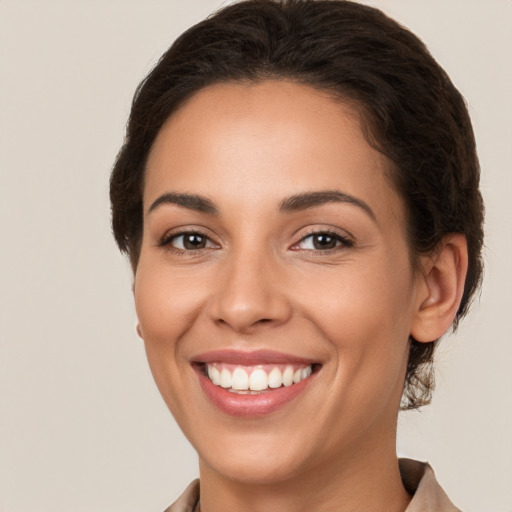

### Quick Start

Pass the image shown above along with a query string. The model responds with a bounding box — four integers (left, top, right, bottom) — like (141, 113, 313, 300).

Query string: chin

(199, 444, 311, 486)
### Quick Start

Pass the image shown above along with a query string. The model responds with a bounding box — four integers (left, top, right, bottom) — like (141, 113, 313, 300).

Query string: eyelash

(158, 230, 217, 254)
(158, 229, 354, 255)
(291, 229, 354, 252)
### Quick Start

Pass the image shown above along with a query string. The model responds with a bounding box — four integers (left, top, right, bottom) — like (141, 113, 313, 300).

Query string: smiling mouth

(198, 362, 320, 394)
(192, 351, 322, 416)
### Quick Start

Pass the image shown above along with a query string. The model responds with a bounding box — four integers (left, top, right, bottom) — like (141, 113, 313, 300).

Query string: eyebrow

(147, 189, 376, 221)
(279, 190, 376, 221)
(148, 192, 219, 215)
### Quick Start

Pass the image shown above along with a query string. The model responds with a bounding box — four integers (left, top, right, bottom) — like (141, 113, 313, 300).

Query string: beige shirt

(164, 459, 461, 512)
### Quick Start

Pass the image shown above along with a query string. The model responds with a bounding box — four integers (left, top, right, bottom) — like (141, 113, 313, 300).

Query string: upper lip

(191, 349, 320, 366)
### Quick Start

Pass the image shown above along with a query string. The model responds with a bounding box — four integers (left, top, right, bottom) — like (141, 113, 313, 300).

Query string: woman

(110, 1, 483, 510)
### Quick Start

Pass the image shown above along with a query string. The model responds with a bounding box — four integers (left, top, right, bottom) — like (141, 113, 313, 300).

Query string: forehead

(144, 80, 403, 224)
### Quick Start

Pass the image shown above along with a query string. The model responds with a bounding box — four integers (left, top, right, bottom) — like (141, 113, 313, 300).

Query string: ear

(411, 234, 468, 343)
(133, 282, 144, 339)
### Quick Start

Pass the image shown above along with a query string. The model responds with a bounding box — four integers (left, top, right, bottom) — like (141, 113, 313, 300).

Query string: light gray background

(1, 1, 511, 511)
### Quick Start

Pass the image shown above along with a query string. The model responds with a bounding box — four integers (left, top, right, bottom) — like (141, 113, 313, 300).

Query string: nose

(208, 247, 292, 333)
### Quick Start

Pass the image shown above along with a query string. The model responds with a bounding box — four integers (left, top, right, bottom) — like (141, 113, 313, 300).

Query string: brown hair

(110, 0, 484, 409)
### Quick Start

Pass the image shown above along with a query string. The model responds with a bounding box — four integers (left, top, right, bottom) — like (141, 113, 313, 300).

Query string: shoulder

(162, 479, 200, 512)
(400, 458, 462, 512)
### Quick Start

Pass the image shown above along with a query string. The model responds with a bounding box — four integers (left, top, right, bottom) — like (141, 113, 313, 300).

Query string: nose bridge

(210, 240, 290, 332)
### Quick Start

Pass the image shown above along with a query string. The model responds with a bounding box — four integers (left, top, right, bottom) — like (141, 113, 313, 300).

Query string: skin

(134, 81, 467, 512)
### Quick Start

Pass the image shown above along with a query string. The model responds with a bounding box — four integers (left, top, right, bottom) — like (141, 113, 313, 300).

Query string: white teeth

(220, 368, 232, 388)
(249, 368, 268, 391)
(206, 363, 314, 391)
(268, 367, 283, 388)
(282, 366, 294, 387)
(231, 367, 249, 390)
(208, 365, 221, 385)
(301, 366, 312, 379)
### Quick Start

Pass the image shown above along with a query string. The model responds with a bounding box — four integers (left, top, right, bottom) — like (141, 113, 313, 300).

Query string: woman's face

(135, 81, 425, 484)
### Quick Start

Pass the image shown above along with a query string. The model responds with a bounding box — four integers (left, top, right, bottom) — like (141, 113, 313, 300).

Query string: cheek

(133, 262, 207, 404)
(295, 253, 415, 385)
(134, 263, 205, 343)
(133, 263, 205, 421)
(301, 259, 413, 338)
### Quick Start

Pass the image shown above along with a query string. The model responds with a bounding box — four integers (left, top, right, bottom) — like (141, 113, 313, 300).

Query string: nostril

(215, 316, 275, 331)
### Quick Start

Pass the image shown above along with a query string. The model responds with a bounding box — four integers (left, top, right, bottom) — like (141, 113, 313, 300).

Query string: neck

(197, 431, 411, 512)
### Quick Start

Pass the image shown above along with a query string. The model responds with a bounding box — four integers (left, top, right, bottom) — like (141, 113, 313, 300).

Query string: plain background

(1, 1, 511, 511)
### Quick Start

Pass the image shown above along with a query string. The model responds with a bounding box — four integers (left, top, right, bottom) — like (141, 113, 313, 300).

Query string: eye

(292, 231, 353, 251)
(161, 231, 217, 251)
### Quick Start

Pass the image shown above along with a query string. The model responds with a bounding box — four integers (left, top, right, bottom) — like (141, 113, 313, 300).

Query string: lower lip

(195, 367, 315, 417)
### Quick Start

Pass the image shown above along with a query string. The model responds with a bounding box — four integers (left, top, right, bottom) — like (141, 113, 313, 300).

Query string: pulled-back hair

(110, 0, 484, 409)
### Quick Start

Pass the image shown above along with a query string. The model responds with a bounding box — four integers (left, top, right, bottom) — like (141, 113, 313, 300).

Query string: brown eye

(182, 233, 207, 250)
(293, 231, 353, 252)
(311, 233, 338, 250)
(163, 232, 216, 251)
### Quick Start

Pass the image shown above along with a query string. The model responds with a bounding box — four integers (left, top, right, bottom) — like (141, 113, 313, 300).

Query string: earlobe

(136, 323, 143, 339)
(411, 234, 468, 343)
